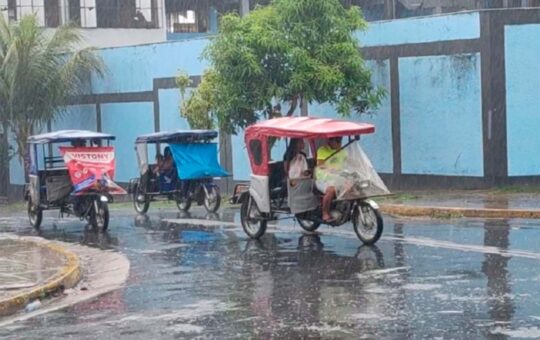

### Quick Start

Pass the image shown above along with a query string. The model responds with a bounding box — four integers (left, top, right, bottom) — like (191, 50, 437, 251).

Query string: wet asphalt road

(1, 207, 540, 339)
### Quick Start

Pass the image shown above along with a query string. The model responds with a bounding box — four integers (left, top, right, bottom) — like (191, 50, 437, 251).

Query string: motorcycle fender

(363, 199, 379, 210)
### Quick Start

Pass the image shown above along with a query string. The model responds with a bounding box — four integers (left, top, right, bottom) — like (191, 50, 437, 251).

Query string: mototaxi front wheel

(90, 200, 110, 231)
(241, 196, 267, 239)
(27, 198, 43, 230)
(133, 184, 150, 214)
(353, 202, 383, 245)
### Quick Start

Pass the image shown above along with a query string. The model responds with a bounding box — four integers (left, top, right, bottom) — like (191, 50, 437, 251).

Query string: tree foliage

(178, 0, 385, 133)
(0, 14, 104, 167)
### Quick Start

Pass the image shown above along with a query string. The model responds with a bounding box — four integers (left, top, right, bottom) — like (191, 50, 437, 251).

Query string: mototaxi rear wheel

(176, 195, 192, 212)
(203, 186, 221, 213)
(241, 196, 267, 239)
(295, 212, 321, 232)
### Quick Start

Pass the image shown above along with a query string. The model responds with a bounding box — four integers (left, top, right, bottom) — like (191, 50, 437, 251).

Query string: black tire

(353, 202, 383, 245)
(176, 195, 192, 212)
(133, 183, 150, 214)
(90, 201, 110, 231)
(241, 196, 267, 239)
(27, 199, 42, 230)
(203, 186, 221, 213)
(296, 213, 321, 232)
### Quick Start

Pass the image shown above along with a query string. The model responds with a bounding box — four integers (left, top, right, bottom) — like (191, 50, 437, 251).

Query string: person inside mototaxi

(154, 146, 176, 188)
(315, 136, 346, 222)
(283, 138, 312, 185)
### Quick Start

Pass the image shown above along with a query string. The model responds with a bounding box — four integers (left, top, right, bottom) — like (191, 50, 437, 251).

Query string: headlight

(100, 196, 109, 203)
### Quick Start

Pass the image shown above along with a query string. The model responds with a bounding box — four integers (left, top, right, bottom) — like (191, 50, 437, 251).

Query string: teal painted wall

(399, 54, 483, 176)
(309, 59, 393, 174)
(15, 11, 540, 187)
(91, 39, 210, 94)
(158, 88, 191, 131)
(505, 24, 540, 177)
(357, 12, 480, 47)
(101, 102, 155, 182)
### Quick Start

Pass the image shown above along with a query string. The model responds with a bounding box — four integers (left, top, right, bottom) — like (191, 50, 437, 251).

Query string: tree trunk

(300, 95, 309, 116)
(14, 121, 33, 183)
(0, 121, 10, 197)
(286, 95, 299, 116)
(218, 129, 233, 195)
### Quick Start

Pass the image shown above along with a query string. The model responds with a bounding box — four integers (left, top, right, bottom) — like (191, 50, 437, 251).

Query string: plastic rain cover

(316, 141, 390, 200)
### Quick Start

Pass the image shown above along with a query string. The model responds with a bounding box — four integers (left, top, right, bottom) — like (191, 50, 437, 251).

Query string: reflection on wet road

(1, 209, 540, 339)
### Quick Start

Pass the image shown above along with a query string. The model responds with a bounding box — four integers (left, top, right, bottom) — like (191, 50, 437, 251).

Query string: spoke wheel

(296, 213, 321, 232)
(90, 201, 110, 231)
(176, 195, 192, 212)
(203, 186, 221, 213)
(133, 184, 150, 214)
(27, 199, 42, 230)
(241, 196, 267, 239)
(353, 202, 383, 245)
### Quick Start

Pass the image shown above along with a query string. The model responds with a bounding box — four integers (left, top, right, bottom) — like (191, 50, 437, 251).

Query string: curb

(0, 239, 81, 317)
(380, 203, 540, 219)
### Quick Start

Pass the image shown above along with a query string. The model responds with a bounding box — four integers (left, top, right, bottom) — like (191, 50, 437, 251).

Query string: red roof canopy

(245, 116, 375, 139)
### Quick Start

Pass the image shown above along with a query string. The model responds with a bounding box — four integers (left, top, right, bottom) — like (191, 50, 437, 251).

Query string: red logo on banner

(60, 147, 126, 195)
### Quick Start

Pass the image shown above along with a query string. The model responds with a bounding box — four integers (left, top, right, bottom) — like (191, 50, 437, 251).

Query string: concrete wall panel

(505, 24, 540, 176)
(400, 54, 483, 176)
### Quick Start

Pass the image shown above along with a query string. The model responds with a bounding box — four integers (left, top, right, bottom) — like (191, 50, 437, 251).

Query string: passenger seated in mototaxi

(283, 138, 311, 186)
(153, 146, 176, 191)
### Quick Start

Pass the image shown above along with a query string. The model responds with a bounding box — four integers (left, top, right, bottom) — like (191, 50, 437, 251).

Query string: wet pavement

(0, 239, 66, 300)
(383, 190, 540, 210)
(1, 206, 540, 339)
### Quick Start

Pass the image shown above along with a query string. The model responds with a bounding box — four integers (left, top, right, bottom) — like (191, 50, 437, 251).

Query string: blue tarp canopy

(27, 130, 115, 144)
(169, 143, 229, 180)
(136, 130, 217, 144)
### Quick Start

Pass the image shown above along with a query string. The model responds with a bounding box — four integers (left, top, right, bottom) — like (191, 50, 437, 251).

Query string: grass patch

(380, 193, 420, 201)
(491, 185, 540, 194)
(430, 210, 464, 219)
(0, 202, 25, 214)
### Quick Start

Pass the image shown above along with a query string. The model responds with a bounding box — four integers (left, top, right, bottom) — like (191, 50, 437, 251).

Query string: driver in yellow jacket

(315, 137, 345, 222)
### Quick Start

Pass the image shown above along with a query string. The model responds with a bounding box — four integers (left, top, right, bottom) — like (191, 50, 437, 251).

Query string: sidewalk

(0, 237, 81, 316)
(379, 190, 540, 219)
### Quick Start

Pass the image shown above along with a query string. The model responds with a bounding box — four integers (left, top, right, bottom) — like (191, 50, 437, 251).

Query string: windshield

(316, 141, 390, 200)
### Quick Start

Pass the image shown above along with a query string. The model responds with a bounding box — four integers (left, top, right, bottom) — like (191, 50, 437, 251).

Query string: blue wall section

(13, 11, 540, 187)
(158, 89, 191, 131)
(101, 102, 155, 182)
(232, 132, 249, 181)
(505, 24, 540, 176)
(9, 141, 24, 185)
(400, 54, 483, 176)
(310, 59, 393, 174)
(52, 105, 97, 131)
(357, 12, 480, 47)
(92, 39, 210, 94)
(357, 59, 393, 173)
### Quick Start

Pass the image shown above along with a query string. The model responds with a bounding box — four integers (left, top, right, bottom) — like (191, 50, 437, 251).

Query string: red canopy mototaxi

(244, 117, 375, 176)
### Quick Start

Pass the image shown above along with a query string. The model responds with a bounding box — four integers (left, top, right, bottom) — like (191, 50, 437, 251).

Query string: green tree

(178, 0, 384, 133)
(0, 14, 104, 181)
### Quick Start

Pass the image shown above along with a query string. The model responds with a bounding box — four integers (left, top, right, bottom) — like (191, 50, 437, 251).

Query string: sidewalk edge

(380, 203, 540, 219)
(0, 240, 81, 316)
